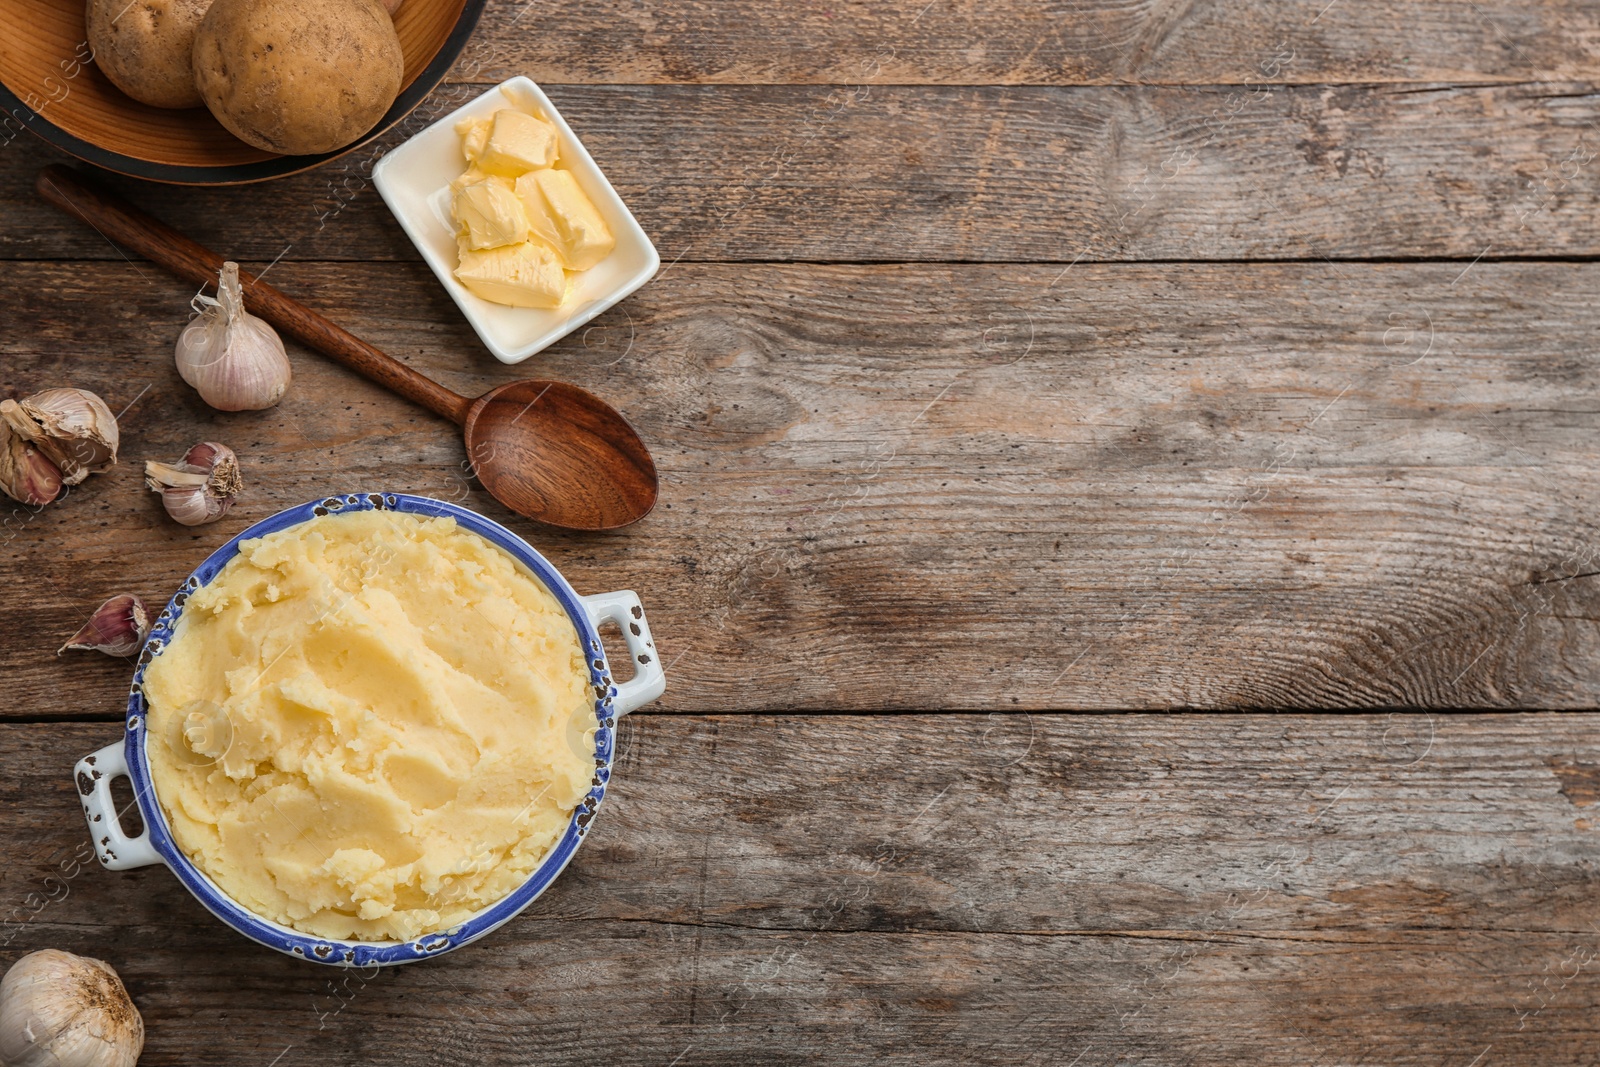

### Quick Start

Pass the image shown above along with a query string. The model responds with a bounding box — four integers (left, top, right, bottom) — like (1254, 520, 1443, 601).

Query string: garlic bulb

(0, 949, 144, 1067)
(174, 262, 291, 411)
(0, 388, 119, 485)
(60, 594, 151, 657)
(145, 441, 242, 526)
(0, 422, 62, 506)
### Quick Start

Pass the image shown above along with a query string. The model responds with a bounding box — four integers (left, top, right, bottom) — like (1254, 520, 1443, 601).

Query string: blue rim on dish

(122, 493, 619, 966)
(0, 1, 486, 185)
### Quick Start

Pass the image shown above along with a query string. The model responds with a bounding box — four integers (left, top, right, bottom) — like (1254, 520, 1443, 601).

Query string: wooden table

(3, 1, 1599, 1063)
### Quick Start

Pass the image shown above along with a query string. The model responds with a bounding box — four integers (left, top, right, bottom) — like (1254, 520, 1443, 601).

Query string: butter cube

(455, 116, 491, 163)
(514, 168, 615, 270)
(477, 109, 559, 176)
(454, 237, 567, 308)
(449, 164, 489, 193)
(452, 177, 529, 250)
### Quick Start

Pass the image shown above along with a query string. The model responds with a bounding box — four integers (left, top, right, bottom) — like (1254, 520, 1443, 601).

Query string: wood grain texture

(447, 0, 1600, 86)
(4, 715, 1599, 1065)
(2, 259, 1597, 713)
(3, 2, 1596, 1064)
(5, 81, 1600, 263)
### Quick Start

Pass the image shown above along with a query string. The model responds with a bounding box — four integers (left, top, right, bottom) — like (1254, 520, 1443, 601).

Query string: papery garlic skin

(146, 441, 243, 526)
(175, 262, 292, 412)
(60, 594, 151, 657)
(0, 950, 144, 1067)
(0, 423, 63, 507)
(153, 484, 217, 526)
(176, 441, 242, 493)
(0, 388, 119, 485)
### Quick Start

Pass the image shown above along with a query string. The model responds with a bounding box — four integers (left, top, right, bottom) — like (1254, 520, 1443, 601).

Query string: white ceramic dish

(372, 77, 659, 364)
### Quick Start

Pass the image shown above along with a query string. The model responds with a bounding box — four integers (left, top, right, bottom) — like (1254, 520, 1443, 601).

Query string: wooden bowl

(0, 0, 486, 184)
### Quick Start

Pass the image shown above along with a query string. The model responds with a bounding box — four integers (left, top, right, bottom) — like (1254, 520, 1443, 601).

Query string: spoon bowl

(36, 165, 659, 531)
(465, 380, 657, 530)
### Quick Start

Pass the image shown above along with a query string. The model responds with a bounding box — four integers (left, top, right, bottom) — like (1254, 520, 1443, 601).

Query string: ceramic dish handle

(75, 742, 163, 870)
(581, 590, 667, 715)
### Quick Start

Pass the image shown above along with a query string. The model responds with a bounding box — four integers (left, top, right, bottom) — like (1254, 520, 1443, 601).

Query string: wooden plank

(1, 259, 1597, 712)
(411, 0, 1600, 86)
(0, 0, 1592, 98)
(4, 81, 1600, 263)
(3, 715, 1598, 1065)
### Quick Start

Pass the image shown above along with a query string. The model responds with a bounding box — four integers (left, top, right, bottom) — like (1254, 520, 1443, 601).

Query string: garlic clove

(182, 441, 243, 495)
(145, 441, 242, 526)
(60, 594, 150, 657)
(143, 461, 209, 488)
(0, 949, 144, 1067)
(149, 482, 226, 526)
(0, 388, 119, 485)
(0, 422, 63, 506)
(175, 262, 292, 412)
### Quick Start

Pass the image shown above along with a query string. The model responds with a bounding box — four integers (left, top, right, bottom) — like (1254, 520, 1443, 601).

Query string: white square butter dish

(373, 77, 659, 365)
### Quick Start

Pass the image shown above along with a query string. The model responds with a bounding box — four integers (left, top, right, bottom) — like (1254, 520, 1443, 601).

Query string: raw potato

(192, 0, 404, 155)
(85, 0, 213, 109)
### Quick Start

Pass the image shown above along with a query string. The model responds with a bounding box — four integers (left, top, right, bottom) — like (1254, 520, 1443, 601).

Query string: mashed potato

(143, 509, 595, 942)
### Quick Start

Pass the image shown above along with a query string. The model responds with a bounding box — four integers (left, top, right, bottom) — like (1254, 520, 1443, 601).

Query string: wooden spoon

(35, 164, 658, 531)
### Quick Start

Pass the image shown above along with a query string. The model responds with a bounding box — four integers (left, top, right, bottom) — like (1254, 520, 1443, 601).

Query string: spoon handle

(35, 165, 474, 426)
